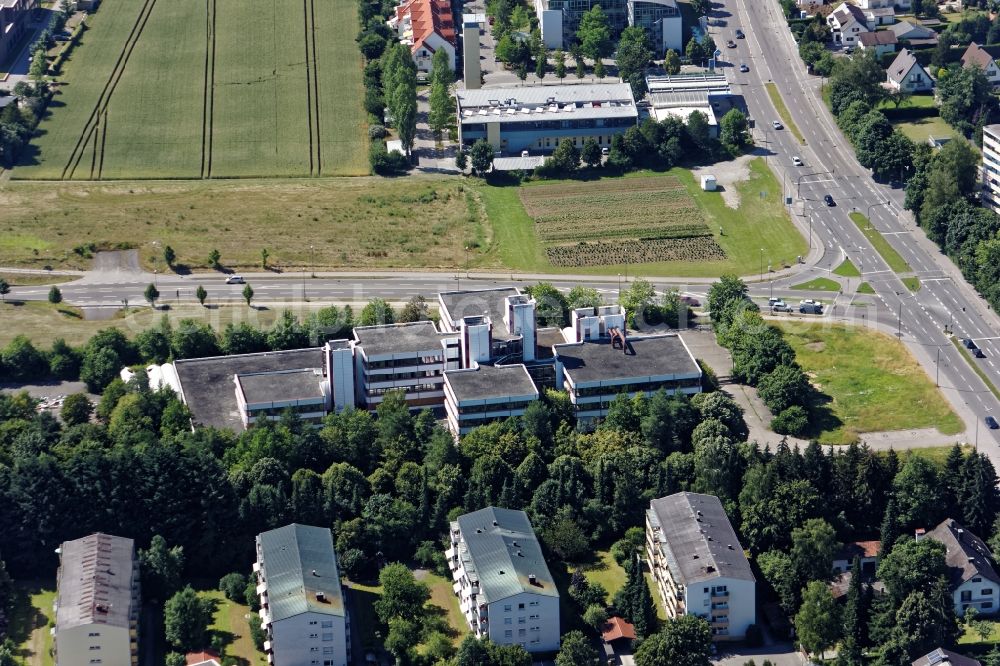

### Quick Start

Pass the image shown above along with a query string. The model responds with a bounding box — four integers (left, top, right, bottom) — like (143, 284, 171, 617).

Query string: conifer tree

(880, 495, 901, 553)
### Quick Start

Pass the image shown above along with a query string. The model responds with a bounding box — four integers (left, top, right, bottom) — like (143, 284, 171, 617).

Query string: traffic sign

(714, 48, 722, 58)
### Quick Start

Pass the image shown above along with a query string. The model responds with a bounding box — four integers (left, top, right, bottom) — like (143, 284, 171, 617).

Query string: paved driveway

(712, 643, 806, 666)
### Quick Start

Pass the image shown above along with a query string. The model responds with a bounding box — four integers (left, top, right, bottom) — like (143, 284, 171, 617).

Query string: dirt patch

(806, 341, 825, 352)
(91, 249, 141, 273)
(689, 152, 758, 209)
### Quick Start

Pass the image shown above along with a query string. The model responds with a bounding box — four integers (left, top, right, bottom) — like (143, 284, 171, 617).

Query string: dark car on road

(824, 194, 835, 206)
(735, 29, 745, 38)
(974, 348, 986, 358)
(987, 416, 999, 430)
(727, 40, 737, 48)
(964, 338, 977, 349)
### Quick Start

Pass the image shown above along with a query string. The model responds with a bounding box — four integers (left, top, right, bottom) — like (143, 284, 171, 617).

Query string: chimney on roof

(316, 591, 327, 602)
(493, 520, 499, 526)
(528, 574, 538, 586)
(311, 569, 319, 577)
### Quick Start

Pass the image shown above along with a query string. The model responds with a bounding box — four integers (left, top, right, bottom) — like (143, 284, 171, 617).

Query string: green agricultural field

(15, 0, 367, 179)
(479, 158, 808, 277)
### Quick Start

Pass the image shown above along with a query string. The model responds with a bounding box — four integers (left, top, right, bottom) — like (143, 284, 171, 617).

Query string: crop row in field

(546, 237, 726, 266)
(15, 0, 367, 180)
(538, 222, 708, 243)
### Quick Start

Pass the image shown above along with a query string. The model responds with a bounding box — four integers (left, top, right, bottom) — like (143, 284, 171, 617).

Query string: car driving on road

(987, 416, 999, 430)
(739, 62, 749, 72)
(225, 275, 245, 284)
(824, 194, 835, 206)
(727, 40, 737, 48)
(792, 156, 803, 166)
(735, 29, 745, 39)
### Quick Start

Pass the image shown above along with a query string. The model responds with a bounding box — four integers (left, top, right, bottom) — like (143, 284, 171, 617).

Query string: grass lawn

(765, 82, 806, 145)
(893, 116, 960, 145)
(849, 212, 912, 273)
(0, 177, 494, 272)
(8, 581, 56, 666)
(791, 277, 840, 291)
(857, 281, 876, 294)
(478, 158, 807, 277)
(776, 322, 964, 444)
(0, 272, 74, 286)
(197, 590, 267, 665)
(423, 572, 469, 645)
(833, 258, 860, 278)
(573, 551, 667, 622)
(878, 94, 937, 111)
(16, 0, 366, 179)
(898, 445, 972, 467)
(0, 299, 395, 347)
(959, 618, 1000, 649)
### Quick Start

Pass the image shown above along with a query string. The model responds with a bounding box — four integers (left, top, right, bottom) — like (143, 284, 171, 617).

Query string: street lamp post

(759, 248, 765, 282)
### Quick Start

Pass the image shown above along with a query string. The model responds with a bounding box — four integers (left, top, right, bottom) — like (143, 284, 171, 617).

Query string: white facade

(447, 508, 560, 653)
(827, 3, 869, 44)
(443, 364, 539, 435)
(646, 493, 756, 641)
(413, 33, 456, 72)
(54, 533, 140, 666)
(953, 577, 1000, 617)
(855, 0, 910, 8)
(255, 524, 349, 666)
(981, 125, 1000, 216)
(534, 0, 564, 49)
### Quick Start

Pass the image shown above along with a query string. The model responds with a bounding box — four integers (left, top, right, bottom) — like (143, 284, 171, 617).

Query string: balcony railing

(711, 591, 729, 599)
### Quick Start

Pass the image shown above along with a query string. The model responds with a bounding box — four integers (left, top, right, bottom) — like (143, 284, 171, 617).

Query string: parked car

(799, 303, 823, 314)
(739, 62, 749, 72)
(963, 338, 978, 349)
(225, 275, 245, 284)
(792, 156, 803, 166)
(824, 194, 835, 206)
(680, 295, 701, 307)
(772, 304, 793, 313)
(986, 415, 999, 430)
(735, 29, 745, 39)
(768, 297, 784, 306)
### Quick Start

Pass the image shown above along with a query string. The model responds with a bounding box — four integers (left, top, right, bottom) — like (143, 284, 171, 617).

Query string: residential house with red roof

(390, 0, 456, 73)
(961, 42, 1000, 87)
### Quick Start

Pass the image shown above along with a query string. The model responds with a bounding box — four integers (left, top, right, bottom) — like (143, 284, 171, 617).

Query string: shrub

(771, 405, 809, 436)
(218, 573, 246, 602)
(610, 539, 632, 566)
(368, 124, 388, 139)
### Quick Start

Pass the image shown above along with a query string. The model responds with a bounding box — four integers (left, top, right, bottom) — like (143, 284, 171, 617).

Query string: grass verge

(765, 82, 806, 145)
(849, 212, 912, 273)
(833, 258, 860, 277)
(896, 445, 972, 468)
(9, 581, 56, 666)
(950, 336, 1000, 402)
(0, 272, 75, 287)
(902, 276, 921, 292)
(791, 277, 840, 291)
(857, 281, 876, 295)
(776, 322, 964, 445)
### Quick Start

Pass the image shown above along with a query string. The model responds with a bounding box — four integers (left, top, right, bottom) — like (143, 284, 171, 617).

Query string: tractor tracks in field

(200, 0, 217, 178)
(303, 0, 321, 175)
(63, 0, 159, 180)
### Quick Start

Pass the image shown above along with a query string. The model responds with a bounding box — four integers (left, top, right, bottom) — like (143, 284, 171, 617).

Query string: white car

(225, 275, 245, 284)
(772, 121, 783, 130)
(792, 156, 803, 166)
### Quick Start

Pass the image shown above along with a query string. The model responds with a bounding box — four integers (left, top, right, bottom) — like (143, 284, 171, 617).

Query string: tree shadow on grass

(170, 263, 192, 276)
(7, 582, 51, 661)
(804, 390, 843, 441)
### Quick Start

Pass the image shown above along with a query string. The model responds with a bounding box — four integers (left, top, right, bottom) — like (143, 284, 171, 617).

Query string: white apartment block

(447, 507, 560, 653)
(982, 124, 1000, 216)
(54, 533, 140, 666)
(646, 493, 756, 640)
(443, 364, 539, 435)
(255, 524, 349, 666)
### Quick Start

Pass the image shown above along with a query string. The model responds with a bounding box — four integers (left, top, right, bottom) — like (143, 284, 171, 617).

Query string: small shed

(386, 139, 404, 155)
(601, 616, 637, 644)
(700, 174, 717, 191)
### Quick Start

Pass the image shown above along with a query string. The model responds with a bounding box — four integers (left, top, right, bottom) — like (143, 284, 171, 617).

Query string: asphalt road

(713, 0, 1000, 452)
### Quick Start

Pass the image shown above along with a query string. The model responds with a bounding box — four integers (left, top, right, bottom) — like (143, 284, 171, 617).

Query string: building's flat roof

(456, 507, 559, 603)
(258, 524, 346, 622)
(458, 82, 635, 109)
(353, 320, 448, 356)
(492, 155, 547, 171)
(56, 533, 136, 631)
(648, 492, 755, 585)
(445, 364, 538, 402)
(460, 104, 638, 125)
(173, 348, 324, 430)
(439, 287, 522, 340)
(555, 334, 700, 386)
(646, 73, 730, 93)
(237, 368, 326, 405)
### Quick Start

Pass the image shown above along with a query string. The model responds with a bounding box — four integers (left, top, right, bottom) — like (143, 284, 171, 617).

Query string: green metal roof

(258, 524, 345, 622)
(457, 507, 559, 603)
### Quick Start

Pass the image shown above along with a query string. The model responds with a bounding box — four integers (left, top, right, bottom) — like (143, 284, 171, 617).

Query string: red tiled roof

(397, 0, 456, 55)
(962, 42, 995, 70)
(837, 540, 881, 559)
(185, 651, 221, 666)
(602, 616, 637, 642)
